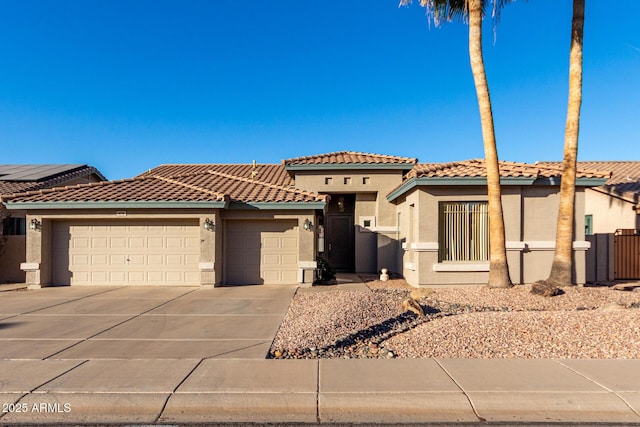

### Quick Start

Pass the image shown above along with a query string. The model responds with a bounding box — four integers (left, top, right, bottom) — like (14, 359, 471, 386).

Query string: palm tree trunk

(547, 0, 585, 287)
(467, 0, 512, 288)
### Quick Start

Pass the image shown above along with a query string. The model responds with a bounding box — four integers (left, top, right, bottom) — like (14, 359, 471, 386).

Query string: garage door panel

(53, 220, 200, 286)
(148, 237, 164, 249)
(92, 255, 108, 265)
(110, 271, 126, 282)
(92, 238, 108, 249)
(110, 237, 127, 248)
(282, 237, 297, 249)
(91, 271, 108, 282)
(263, 237, 280, 249)
(148, 254, 164, 265)
(282, 254, 298, 265)
(73, 238, 90, 249)
(128, 271, 145, 282)
(129, 238, 145, 249)
(185, 237, 200, 248)
(224, 220, 298, 285)
(72, 255, 90, 266)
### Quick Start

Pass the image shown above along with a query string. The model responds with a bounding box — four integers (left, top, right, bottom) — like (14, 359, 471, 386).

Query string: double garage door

(52, 220, 201, 286)
(51, 219, 300, 286)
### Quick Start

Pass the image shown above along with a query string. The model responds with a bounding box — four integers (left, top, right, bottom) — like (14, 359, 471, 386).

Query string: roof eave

(386, 176, 537, 202)
(3, 201, 229, 210)
(228, 201, 327, 210)
(285, 163, 414, 171)
(533, 177, 610, 186)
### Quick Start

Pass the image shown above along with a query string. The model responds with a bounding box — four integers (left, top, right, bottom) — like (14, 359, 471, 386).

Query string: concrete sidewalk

(1, 358, 639, 425)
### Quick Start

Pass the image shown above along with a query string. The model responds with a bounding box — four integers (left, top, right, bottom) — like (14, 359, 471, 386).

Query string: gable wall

(585, 188, 638, 233)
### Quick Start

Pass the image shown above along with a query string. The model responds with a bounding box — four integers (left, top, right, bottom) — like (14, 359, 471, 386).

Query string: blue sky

(1, 1, 638, 180)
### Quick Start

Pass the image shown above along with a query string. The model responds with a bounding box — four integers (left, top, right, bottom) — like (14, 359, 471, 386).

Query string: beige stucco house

(0, 164, 106, 282)
(1, 152, 609, 288)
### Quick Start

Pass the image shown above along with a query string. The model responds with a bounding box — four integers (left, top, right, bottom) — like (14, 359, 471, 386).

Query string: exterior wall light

(29, 218, 41, 231)
(203, 218, 215, 231)
(337, 197, 345, 213)
(303, 219, 313, 231)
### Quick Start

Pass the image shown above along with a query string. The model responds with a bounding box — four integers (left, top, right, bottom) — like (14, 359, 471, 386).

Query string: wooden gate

(614, 229, 640, 280)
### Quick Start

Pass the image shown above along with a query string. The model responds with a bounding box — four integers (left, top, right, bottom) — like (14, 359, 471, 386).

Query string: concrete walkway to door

(0, 284, 296, 360)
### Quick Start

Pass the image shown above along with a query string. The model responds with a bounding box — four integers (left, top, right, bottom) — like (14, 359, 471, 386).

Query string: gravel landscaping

(268, 277, 640, 359)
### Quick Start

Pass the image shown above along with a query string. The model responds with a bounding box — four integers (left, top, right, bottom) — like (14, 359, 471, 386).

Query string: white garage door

(52, 220, 200, 286)
(224, 220, 298, 285)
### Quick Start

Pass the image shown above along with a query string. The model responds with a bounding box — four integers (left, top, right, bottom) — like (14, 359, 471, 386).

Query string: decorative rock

(530, 280, 561, 297)
(274, 350, 282, 358)
(410, 288, 435, 300)
(600, 302, 626, 311)
(402, 298, 424, 316)
(613, 283, 634, 291)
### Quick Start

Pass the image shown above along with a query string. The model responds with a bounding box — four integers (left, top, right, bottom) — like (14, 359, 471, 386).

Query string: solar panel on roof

(0, 164, 85, 181)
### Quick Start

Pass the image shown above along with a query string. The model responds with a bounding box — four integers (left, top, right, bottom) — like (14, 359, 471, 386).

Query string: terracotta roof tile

(2, 167, 325, 205)
(540, 161, 640, 205)
(283, 151, 417, 166)
(139, 164, 294, 187)
(408, 159, 610, 180)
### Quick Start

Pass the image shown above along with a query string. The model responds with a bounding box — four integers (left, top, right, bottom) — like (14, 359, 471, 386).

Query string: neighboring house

(579, 161, 639, 234)
(0, 164, 106, 282)
(539, 161, 640, 234)
(539, 161, 640, 282)
(1, 152, 608, 288)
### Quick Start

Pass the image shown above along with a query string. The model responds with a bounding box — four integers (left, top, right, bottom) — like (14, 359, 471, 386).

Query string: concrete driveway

(0, 285, 296, 360)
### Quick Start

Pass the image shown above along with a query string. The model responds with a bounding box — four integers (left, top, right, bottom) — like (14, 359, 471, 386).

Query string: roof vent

(251, 160, 258, 180)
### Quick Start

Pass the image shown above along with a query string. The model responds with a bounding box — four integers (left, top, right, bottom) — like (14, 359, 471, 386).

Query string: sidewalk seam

(433, 358, 486, 423)
(155, 358, 205, 423)
(553, 359, 640, 419)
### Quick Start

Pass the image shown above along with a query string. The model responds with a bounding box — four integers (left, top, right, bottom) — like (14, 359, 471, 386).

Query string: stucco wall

(585, 188, 638, 233)
(397, 185, 589, 287)
(293, 169, 407, 274)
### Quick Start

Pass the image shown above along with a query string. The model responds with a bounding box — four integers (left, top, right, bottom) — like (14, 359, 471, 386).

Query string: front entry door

(326, 214, 354, 272)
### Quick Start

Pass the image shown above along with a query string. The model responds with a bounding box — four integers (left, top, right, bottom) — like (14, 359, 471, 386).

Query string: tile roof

(2, 168, 325, 206)
(540, 161, 640, 205)
(283, 151, 417, 166)
(408, 159, 611, 180)
(140, 163, 294, 187)
(0, 165, 106, 196)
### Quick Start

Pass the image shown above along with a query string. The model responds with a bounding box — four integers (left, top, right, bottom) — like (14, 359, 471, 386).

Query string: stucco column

(22, 215, 48, 288)
(298, 213, 316, 284)
(199, 212, 217, 287)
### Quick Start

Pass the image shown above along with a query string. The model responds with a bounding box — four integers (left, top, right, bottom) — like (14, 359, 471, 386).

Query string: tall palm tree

(546, 0, 585, 287)
(400, 0, 513, 288)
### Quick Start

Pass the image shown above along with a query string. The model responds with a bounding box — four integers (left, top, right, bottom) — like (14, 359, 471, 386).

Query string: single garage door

(225, 220, 298, 285)
(52, 219, 200, 286)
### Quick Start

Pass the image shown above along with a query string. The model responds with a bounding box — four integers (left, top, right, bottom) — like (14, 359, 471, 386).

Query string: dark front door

(326, 214, 354, 272)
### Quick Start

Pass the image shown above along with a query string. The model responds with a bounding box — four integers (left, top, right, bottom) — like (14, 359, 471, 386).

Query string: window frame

(438, 201, 489, 262)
